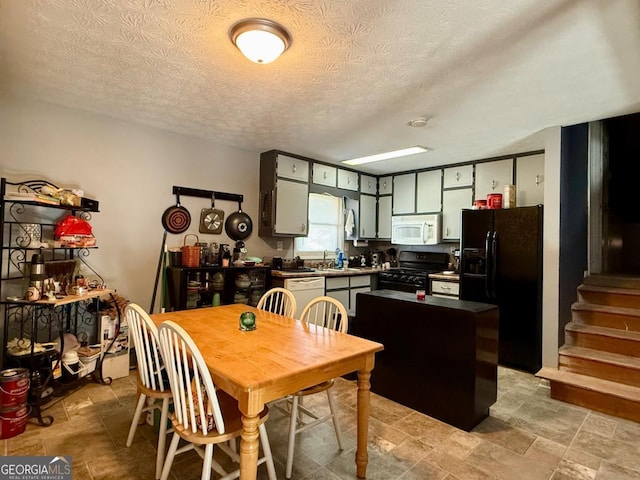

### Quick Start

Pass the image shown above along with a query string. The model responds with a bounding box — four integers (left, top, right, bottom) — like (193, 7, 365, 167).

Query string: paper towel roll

(504, 184, 516, 208)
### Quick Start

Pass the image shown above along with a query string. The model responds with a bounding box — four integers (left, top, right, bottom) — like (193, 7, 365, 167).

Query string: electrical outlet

(276, 241, 283, 251)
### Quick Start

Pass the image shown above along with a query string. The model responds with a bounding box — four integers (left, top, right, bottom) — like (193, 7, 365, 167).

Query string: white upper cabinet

(442, 188, 472, 240)
(393, 173, 416, 214)
(359, 194, 377, 239)
(443, 165, 473, 188)
(312, 163, 337, 187)
(416, 170, 442, 213)
(337, 169, 359, 191)
(275, 179, 309, 235)
(377, 195, 392, 239)
(378, 176, 393, 195)
(276, 154, 309, 182)
(360, 175, 377, 195)
(474, 159, 513, 200)
(516, 154, 544, 206)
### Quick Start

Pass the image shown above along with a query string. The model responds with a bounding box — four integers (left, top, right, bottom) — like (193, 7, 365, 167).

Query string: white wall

(0, 98, 277, 310)
(542, 126, 562, 368)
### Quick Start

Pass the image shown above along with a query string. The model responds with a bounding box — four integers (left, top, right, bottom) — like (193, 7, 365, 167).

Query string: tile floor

(2, 367, 640, 480)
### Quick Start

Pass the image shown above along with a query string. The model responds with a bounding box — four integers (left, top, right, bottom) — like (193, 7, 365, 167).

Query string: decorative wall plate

(199, 208, 224, 234)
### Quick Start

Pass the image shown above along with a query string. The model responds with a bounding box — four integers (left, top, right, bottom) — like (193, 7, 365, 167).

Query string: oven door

(378, 279, 426, 294)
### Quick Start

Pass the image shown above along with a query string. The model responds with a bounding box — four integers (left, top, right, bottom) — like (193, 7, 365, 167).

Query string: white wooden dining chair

(124, 303, 173, 480)
(256, 287, 297, 318)
(157, 320, 276, 480)
(284, 296, 348, 479)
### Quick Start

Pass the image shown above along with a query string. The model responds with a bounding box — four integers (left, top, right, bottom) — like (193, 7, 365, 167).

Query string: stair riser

(572, 310, 640, 332)
(559, 355, 640, 387)
(565, 332, 640, 357)
(549, 381, 640, 423)
(578, 289, 640, 309)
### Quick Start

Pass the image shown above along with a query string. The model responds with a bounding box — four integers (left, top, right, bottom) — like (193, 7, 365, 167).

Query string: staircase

(537, 275, 640, 423)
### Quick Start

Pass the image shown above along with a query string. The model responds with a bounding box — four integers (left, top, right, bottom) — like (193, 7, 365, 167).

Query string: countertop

(361, 289, 495, 313)
(270, 266, 381, 278)
(429, 272, 460, 281)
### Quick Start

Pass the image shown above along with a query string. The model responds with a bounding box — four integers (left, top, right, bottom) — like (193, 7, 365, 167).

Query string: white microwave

(391, 214, 442, 245)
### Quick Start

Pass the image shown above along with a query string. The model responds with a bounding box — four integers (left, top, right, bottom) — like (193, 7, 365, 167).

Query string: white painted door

(416, 170, 442, 213)
(277, 155, 309, 182)
(377, 196, 392, 239)
(275, 179, 308, 235)
(516, 154, 545, 206)
(338, 169, 359, 191)
(475, 159, 513, 200)
(393, 173, 416, 214)
(312, 163, 337, 187)
(442, 188, 472, 240)
(378, 176, 393, 195)
(360, 175, 377, 195)
(359, 194, 377, 239)
(443, 165, 473, 188)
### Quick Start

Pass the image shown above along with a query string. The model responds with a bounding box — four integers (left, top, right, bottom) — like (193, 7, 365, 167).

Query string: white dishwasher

(283, 277, 326, 318)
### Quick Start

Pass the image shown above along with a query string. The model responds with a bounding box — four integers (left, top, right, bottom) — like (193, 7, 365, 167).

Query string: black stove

(378, 251, 450, 293)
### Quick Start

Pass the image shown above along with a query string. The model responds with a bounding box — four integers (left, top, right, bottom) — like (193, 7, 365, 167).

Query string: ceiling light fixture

(342, 146, 430, 166)
(229, 18, 291, 64)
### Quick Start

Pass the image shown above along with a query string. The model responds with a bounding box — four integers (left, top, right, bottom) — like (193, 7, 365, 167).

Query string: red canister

(0, 368, 30, 409)
(487, 193, 503, 209)
(0, 404, 30, 439)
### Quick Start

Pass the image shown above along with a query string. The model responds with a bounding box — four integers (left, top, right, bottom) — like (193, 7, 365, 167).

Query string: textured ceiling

(1, 0, 640, 174)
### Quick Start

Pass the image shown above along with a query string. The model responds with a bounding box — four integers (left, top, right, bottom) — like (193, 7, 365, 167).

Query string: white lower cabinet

(325, 275, 372, 314)
(430, 279, 459, 299)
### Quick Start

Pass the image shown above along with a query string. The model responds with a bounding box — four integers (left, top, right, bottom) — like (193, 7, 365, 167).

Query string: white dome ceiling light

(230, 18, 292, 64)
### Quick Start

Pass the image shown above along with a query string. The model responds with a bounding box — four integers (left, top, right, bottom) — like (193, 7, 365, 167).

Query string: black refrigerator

(459, 205, 543, 373)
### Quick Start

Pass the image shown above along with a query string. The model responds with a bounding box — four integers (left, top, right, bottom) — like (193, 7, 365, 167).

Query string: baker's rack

(0, 177, 114, 425)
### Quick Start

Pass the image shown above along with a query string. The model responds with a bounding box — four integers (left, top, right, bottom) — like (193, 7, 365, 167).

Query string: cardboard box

(102, 351, 129, 379)
(100, 315, 129, 380)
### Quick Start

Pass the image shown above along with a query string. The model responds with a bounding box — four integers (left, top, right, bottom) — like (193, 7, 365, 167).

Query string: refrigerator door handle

(484, 230, 492, 298)
(491, 231, 498, 299)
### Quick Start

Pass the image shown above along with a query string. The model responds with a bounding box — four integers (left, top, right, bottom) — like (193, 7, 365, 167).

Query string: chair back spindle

(257, 287, 297, 318)
(158, 320, 225, 436)
(125, 303, 167, 392)
(300, 296, 348, 333)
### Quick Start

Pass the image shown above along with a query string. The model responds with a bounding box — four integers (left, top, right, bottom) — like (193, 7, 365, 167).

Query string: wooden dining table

(150, 304, 383, 480)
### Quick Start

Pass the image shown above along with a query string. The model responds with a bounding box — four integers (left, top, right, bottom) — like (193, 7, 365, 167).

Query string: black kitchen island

(353, 290, 498, 431)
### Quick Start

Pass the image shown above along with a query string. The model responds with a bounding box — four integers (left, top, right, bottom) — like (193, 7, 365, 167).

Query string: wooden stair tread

(582, 274, 640, 290)
(536, 367, 640, 401)
(559, 345, 640, 368)
(578, 283, 640, 298)
(571, 301, 640, 317)
(566, 322, 640, 341)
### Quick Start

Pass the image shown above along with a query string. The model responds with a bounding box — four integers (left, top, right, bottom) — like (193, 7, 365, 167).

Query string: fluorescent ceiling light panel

(342, 146, 429, 166)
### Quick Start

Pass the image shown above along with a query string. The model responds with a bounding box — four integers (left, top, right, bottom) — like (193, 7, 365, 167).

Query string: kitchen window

(294, 193, 343, 258)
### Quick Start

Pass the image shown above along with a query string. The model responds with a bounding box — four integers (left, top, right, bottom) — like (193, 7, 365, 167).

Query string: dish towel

(345, 209, 355, 236)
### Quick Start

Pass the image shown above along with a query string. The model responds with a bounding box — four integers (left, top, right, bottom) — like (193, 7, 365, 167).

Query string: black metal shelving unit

(0, 177, 115, 426)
